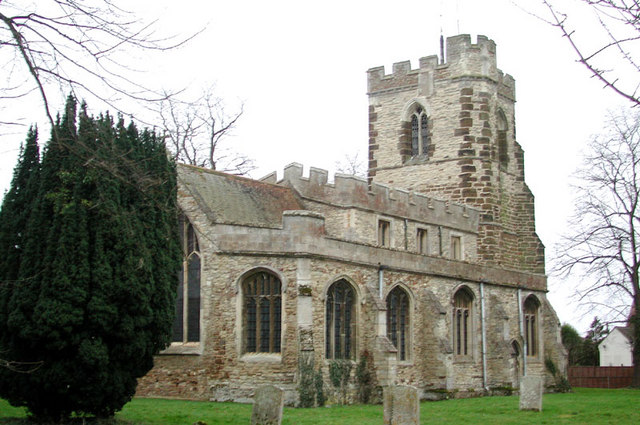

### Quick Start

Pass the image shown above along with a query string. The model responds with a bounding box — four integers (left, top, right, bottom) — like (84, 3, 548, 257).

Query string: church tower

(367, 35, 544, 273)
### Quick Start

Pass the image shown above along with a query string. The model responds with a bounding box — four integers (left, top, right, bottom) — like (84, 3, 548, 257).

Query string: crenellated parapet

(367, 34, 515, 101)
(266, 163, 479, 233)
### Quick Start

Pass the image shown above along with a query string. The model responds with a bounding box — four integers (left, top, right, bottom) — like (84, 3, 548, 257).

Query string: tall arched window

(326, 279, 356, 360)
(497, 110, 508, 167)
(524, 296, 540, 357)
(453, 288, 473, 356)
(411, 107, 429, 157)
(172, 215, 201, 343)
(387, 286, 410, 361)
(242, 271, 282, 353)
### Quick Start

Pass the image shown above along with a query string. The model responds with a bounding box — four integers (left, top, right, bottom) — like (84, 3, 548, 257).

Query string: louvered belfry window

(243, 271, 282, 353)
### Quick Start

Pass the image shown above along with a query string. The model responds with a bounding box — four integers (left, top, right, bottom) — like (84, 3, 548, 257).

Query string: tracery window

(326, 279, 356, 360)
(524, 296, 539, 357)
(387, 286, 410, 361)
(172, 215, 201, 343)
(242, 271, 282, 353)
(453, 288, 473, 356)
(411, 107, 429, 157)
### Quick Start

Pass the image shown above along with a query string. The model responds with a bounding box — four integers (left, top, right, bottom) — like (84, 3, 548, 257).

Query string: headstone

(519, 375, 543, 411)
(383, 385, 420, 425)
(251, 385, 284, 425)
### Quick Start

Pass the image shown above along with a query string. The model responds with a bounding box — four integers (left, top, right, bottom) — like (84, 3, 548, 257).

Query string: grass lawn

(1, 388, 639, 424)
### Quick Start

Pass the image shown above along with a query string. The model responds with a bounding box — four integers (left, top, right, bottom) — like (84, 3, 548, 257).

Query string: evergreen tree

(0, 127, 40, 361)
(561, 323, 583, 366)
(582, 317, 608, 366)
(0, 96, 181, 421)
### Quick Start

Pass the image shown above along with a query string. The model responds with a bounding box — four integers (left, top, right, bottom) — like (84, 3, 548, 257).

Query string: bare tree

(541, 0, 640, 105)
(335, 150, 367, 177)
(555, 109, 640, 386)
(0, 0, 195, 132)
(158, 87, 254, 175)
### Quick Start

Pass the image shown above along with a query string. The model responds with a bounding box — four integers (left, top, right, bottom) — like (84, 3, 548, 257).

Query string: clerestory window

(417, 228, 428, 254)
(378, 219, 391, 247)
(172, 215, 201, 343)
(411, 107, 430, 157)
(242, 271, 282, 353)
(451, 236, 462, 260)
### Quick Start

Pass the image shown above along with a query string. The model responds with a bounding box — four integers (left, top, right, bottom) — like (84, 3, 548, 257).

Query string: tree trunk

(633, 311, 640, 388)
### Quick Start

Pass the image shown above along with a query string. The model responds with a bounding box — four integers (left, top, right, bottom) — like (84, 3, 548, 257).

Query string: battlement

(367, 34, 515, 100)
(265, 163, 479, 233)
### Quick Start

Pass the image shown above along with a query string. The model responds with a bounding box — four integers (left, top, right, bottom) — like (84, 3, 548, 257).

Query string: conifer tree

(0, 96, 181, 421)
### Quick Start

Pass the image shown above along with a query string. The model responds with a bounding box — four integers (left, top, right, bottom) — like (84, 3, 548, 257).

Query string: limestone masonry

(137, 34, 566, 405)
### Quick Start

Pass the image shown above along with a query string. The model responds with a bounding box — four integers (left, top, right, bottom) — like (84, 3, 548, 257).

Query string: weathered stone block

(251, 385, 284, 425)
(383, 385, 420, 425)
(519, 376, 543, 411)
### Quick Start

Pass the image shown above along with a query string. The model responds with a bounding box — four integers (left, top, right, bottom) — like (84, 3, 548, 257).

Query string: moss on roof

(178, 164, 303, 228)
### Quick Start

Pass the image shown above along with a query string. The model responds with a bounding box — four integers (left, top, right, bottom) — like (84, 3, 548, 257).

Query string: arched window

(411, 107, 429, 157)
(326, 279, 356, 359)
(172, 215, 201, 343)
(453, 288, 473, 356)
(387, 286, 410, 361)
(497, 110, 508, 167)
(242, 271, 282, 353)
(524, 296, 540, 357)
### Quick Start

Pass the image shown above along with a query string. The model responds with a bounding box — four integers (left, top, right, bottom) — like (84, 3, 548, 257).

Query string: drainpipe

(518, 288, 527, 376)
(480, 281, 488, 390)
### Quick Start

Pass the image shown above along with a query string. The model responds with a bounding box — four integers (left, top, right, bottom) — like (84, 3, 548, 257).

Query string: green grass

(1, 388, 639, 424)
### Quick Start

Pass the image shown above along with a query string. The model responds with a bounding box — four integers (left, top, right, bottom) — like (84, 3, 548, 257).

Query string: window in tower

(410, 107, 430, 157)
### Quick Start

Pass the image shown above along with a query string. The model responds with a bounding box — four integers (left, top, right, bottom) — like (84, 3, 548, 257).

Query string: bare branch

(0, 0, 199, 134)
(156, 86, 254, 175)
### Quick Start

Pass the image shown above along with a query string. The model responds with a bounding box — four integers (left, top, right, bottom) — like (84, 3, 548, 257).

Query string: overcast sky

(0, 0, 630, 333)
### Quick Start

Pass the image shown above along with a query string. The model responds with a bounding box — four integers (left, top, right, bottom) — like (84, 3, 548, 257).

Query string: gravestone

(251, 385, 284, 425)
(383, 385, 420, 425)
(519, 375, 543, 411)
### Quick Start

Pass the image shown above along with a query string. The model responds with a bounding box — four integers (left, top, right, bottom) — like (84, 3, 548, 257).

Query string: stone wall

(367, 35, 544, 274)
(137, 180, 562, 403)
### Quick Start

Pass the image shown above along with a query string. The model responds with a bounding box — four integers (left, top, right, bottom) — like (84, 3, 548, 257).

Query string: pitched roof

(616, 326, 633, 341)
(178, 164, 303, 227)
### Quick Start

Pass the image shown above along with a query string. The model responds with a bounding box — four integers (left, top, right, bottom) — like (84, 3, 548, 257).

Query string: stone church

(137, 34, 566, 404)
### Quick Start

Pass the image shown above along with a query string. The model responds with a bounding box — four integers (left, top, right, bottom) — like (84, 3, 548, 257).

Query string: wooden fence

(567, 366, 633, 388)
